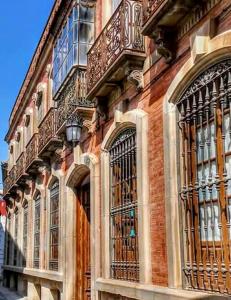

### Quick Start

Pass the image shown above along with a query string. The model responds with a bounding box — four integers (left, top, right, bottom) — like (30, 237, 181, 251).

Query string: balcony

(25, 134, 42, 173)
(142, 0, 203, 62)
(15, 152, 27, 184)
(87, 0, 145, 100)
(38, 108, 62, 157)
(56, 69, 95, 134)
(3, 166, 16, 196)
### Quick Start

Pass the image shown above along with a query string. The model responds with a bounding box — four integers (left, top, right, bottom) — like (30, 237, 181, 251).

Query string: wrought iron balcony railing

(38, 108, 62, 156)
(3, 165, 17, 195)
(56, 69, 95, 133)
(87, 0, 145, 100)
(15, 152, 25, 182)
(25, 134, 40, 171)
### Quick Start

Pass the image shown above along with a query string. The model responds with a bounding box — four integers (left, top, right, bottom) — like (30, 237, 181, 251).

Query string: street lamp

(66, 113, 83, 147)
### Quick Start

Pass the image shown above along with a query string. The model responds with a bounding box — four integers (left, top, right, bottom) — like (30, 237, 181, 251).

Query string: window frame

(33, 193, 41, 269)
(52, 1, 95, 95)
(49, 180, 60, 271)
(100, 109, 151, 285)
(108, 127, 139, 282)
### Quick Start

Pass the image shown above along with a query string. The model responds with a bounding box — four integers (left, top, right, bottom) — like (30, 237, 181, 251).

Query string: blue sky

(0, 0, 54, 188)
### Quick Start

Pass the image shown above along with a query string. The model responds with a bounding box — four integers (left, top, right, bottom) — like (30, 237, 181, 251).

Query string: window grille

(5, 217, 11, 265)
(13, 211, 18, 266)
(52, 0, 95, 95)
(34, 194, 41, 269)
(49, 181, 59, 271)
(22, 204, 28, 267)
(178, 59, 231, 294)
(109, 128, 139, 282)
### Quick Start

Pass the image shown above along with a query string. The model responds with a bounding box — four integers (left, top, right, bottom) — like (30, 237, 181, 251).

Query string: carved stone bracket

(94, 98, 108, 130)
(127, 70, 144, 91)
(152, 28, 174, 63)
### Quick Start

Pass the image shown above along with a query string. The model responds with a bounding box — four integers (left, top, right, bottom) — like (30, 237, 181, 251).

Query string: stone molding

(65, 147, 100, 300)
(101, 108, 151, 286)
(163, 29, 231, 290)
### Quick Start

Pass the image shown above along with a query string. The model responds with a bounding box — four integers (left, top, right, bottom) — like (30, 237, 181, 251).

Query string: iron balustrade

(143, 0, 165, 25)
(178, 59, 231, 295)
(38, 108, 57, 154)
(15, 152, 25, 181)
(87, 0, 144, 96)
(56, 68, 94, 132)
(25, 134, 39, 170)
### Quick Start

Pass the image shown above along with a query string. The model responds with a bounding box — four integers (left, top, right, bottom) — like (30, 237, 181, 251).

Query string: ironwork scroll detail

(38, 108, 56, 153)
(56, 69, 94, 132)
(87, 0, 144, 94)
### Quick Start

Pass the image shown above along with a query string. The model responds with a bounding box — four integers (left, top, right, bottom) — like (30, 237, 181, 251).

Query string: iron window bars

(33, 194, 41, 269)
(109, 128, 139, 282)
(49, 181, 59, 271)
(13, 211, 18, 266)
(178, 59, 231, 294)
(22, 204, 28, 267)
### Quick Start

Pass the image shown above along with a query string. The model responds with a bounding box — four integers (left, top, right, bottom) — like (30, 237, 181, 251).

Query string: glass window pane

(79, 43, 90, 65)
(73, 22, 78, 43)
(79, 22, 94, 44)
(79, 5, 95, 22)
(73, 6, 78, 21)
(74, 44, 79, 65)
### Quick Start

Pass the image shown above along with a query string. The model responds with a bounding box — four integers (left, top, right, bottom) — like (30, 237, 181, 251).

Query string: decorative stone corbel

(152, 28, 174, 63)
(127, 70, 144, 91)
(94, 97, 108, 130)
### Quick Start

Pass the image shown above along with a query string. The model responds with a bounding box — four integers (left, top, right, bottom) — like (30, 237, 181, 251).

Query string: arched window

(22, 203, 28, 267)
(109, 128, 139, 281)
(34, 193, 41, 269)
(49, 181, 59, 271)
(178, 59, 231, 294)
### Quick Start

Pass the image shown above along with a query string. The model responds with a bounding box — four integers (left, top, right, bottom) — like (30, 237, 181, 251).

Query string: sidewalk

(0, 286, 26, 300)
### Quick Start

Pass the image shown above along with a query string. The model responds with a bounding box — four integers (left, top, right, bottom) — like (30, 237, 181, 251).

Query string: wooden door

(76, 179, 91, 300)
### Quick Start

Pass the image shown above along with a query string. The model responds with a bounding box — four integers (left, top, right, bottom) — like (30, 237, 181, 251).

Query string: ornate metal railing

(87, 0, 144, 95)
(25, 134, 38, 170)
(56, 69, 94, 132)
(15, 152, 25, 181)
(3, 165, 17, 195)
(38, 108, 57, 153)
(143, 0, 165, 25)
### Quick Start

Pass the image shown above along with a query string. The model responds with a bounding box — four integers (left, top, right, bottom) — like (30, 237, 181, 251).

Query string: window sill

(95, 278, 225, 299)
(3, 265, 63, 282)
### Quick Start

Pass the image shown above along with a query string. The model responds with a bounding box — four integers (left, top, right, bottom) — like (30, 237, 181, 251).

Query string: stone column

(27, 281, 41, 300)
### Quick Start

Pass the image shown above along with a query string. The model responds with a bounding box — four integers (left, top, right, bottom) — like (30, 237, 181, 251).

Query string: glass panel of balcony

(53, 1, 95, 96)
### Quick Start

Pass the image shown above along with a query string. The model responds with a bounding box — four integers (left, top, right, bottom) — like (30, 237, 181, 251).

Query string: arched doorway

(75, 174, 91, 300)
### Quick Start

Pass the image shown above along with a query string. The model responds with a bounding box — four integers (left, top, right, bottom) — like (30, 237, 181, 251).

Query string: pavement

(0, 286, 26, 300)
